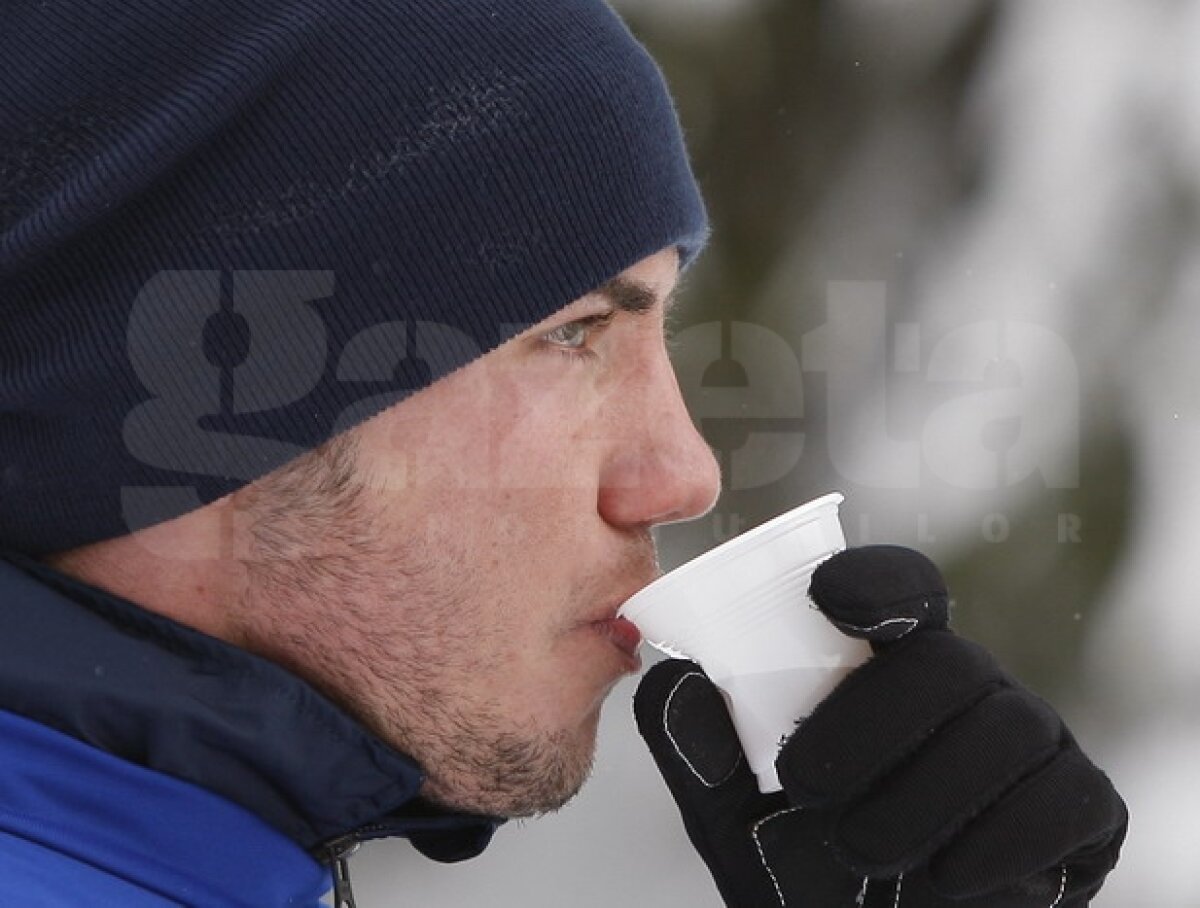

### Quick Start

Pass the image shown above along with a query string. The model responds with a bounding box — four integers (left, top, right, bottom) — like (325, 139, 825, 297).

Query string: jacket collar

(0, 551, 500, 862)
(0, 706, 332, 907)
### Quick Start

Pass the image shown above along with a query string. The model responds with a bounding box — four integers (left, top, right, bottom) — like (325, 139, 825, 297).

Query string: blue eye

(544, 321, 590, 349)
(541, 312, 614, 358)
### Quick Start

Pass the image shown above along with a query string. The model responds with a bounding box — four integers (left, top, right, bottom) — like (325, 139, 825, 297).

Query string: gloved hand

(634, 545, 1127, 907)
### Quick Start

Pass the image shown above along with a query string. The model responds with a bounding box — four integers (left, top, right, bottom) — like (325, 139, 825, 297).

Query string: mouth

(579, 547, 659, 670)
(588, 611, 643, 671)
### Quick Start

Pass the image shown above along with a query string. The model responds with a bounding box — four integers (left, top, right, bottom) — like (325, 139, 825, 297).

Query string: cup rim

(621, 491, 845, 618)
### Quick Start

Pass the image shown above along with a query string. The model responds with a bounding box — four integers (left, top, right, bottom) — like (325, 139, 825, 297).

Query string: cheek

(489, 393, 605, 492)
(370, 405, 500, 494)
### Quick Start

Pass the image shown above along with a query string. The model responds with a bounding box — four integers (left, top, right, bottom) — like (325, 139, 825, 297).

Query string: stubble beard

(408, 701, 597, 819)
(229, 437, 597, 819)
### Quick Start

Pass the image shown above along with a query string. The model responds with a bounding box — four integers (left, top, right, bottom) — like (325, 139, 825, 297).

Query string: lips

(583, 557, 658, 667)
(592, 615, 643, 658)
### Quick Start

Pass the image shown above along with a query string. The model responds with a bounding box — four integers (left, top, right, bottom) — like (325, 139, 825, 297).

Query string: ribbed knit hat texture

(0, 0, 709, 555)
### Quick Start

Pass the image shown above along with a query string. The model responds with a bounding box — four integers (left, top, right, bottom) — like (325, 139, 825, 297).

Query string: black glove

(634, 545, 1127, 907)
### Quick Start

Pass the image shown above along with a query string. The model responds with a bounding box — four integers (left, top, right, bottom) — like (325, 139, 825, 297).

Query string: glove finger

(635, 659, 804, 908)
(634, 658, 756, 797)
(810, 545, 950, 648)
(928, 745, 1129, 900)
(778, 631, 1007, 806)
(831, 687, 1064, 877)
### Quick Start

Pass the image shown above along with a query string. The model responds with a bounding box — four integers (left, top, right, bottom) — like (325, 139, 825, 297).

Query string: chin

(423, 760, 594, 820)
(420, 714, 601, 819)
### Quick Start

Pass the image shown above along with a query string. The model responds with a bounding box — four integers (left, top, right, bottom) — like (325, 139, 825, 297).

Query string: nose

(598, 351, 721, 529)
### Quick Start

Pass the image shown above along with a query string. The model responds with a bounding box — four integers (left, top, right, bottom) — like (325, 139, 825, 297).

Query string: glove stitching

(856, 877, 870, 906)
(857, 875, 905, 907)
(831, 616, 920, 638)
(750, 806, 803, 908)
(664, 671, 743, 788)
(1049, 865, 1067, 907)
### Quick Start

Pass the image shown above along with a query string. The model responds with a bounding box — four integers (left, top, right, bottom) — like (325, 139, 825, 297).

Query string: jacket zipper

(320, 822, 396, 908)
(323, 836, 362, 908)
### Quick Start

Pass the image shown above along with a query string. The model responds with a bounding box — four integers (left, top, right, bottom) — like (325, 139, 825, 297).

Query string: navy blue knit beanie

(0, 0, 709, 555)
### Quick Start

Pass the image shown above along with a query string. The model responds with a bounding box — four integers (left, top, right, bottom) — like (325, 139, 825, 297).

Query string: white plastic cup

(620, 492, 869, 792)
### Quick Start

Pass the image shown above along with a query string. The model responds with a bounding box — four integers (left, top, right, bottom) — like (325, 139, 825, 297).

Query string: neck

(41, 496, 247, 643)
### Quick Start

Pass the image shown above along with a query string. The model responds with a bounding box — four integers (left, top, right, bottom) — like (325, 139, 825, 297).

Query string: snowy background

(355, 1, 1200, 905)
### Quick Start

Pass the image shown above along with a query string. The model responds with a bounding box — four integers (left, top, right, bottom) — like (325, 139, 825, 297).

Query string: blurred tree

(622, 0, 1133, 701)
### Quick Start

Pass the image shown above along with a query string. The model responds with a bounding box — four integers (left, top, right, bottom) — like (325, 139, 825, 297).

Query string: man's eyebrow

(594, 276, 676, 316)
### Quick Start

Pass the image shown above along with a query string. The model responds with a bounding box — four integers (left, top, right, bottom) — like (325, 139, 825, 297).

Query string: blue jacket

(0, 552, 500, 906)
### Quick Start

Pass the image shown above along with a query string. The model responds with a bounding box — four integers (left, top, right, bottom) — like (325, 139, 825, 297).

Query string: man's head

(1, 0, 708, 552)
(4, 0, 717, 817)
(50, 248, 720, 817)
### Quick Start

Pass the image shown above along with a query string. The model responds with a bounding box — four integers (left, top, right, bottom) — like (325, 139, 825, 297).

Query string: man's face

(232, 248, 721, 817)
